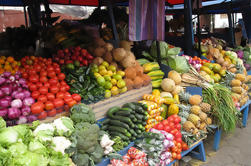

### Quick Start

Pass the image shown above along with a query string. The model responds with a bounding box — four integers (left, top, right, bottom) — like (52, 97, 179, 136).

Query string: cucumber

(135, 106, 145, 114)
(131, 137, 137, 141)
(129, 114, 136, 119)
(122, 103, 136, 110)
(129, 129, 137, 137)
(135, 129, 142, 134)
(101, 119, 110, 125)
(120, 107, 134, 113)
(135, 114, 144, 120)
(108, 126, 131, 137)
(101, 125, 108, 130)
(116, 111, 131, 116)
(112, 115, 133, 126)
(109, 120, 130, 130)
(132, 118, 137, 122)
(107, 106, 120, 118)
(110, 132, 129, 141)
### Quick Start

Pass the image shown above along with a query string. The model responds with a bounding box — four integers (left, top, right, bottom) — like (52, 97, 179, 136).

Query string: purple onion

(0, 90, 4, 98)
(11, 91, 18, 98)
(0, 98, 10, 108)
(21, 106, 31, 116)
(17, 87, 22, 92)
(8, 108, 21, 119)
(9, 76, 15, 82)
(4, 96, 12, 102)
(16, 116, 28, 124)
(1, 85, 12, 95)
(22, 90, 31, 98)
(3, 72, 11, 78)
(0, 108, 8, 117)
(14, 73, 20, 80)
(0, 77, 6, 85)
(11, 99, 22, 108)
(27, 115, 37, 123)
(18, 78, 26, 86)
(23, 97, 34, 106)
(14, 92, 25, 100)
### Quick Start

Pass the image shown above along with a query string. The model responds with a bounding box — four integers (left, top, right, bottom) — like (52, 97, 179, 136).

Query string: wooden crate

(39, 84, 152, 123)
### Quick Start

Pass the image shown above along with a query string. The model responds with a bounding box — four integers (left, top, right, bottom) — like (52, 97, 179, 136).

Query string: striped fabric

(129, 0, 165, 41)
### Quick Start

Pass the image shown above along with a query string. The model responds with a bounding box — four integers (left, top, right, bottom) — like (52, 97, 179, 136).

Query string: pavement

(179, 110, 251, 166)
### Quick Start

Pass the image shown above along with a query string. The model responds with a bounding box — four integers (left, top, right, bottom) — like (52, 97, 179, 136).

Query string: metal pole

(107, 0, 119, 48)
(197, 0, 201, 57)
(184, 0, 194, 56)
(227, 10, 235, 47)
(23, 6, 28, 27)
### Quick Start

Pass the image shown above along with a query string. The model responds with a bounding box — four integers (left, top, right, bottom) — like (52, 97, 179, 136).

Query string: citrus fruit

(105, 90, 111, 98)
(97, 76, 105, 86)
(113, 74, 122, 80)
(111, 86, 119, 96)
(98, 65, 106, 71)
(111, 79, 117, 85)
(107, 70, 114, 76)
(94, 73, 101, 78)
(120, 87, 127, 93)
(108, 65, 116, 72)
(102, 61, 109, 68)
(99, 69, 107, 76)
(104, 82, 113, 90)
(117, 70, 125, 77)
(104, 75, 111, 81)
(117, 80, 126, 88)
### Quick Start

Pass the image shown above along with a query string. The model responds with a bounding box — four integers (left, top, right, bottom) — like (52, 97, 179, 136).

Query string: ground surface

(179, 109, 251, 166)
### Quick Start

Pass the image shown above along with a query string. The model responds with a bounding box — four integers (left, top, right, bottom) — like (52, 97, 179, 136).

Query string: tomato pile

(20, 56, 81, 120)
(154, 115, 188, 160)
(53, 47, 94, 66)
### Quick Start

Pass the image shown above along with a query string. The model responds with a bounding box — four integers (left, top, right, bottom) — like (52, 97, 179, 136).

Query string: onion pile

(0, 72, 35, 125)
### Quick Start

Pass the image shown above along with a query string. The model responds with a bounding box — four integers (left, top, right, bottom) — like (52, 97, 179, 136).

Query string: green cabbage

(28, 140, 47, 154)
(8, 142, 27, 157)
(13, 151, 49, 166)
(167, 56, 190, 73)
(150, 41, 169, 59)
(0, 117, 6, 129)
(0, 127, 19, 147)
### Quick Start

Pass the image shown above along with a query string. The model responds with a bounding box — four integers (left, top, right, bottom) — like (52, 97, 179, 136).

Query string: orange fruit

(0, 59, 4, 64)
(0, 69, 4, 74)
(12, 61, 17, 67)
(7, 57, 14, 63)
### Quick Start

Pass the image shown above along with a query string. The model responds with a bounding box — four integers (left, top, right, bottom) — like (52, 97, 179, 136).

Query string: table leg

(213, 128, 222, 151)
(242, 106, 249, 127)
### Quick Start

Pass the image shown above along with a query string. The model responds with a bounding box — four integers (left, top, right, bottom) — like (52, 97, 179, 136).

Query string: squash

(172, 85, 183, 95)
(113, 48, 126, 62)
(161, 78, 175, 92)
(189, 95, 202, 105)
(168, 104, 179, 116)
(231, 79, 242, 87)
(160, 92, 173, 98)
(168, 70, 181, 85)
(235, 73, 246, 82)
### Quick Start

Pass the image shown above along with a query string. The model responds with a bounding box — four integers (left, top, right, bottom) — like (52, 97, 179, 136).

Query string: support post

(107, 0, 119, 48)
(184, 0, 194, 56)
(242, 7, 251, 44)
(227, 8, 235, 47)
(196, 0, 201, 57)
(23, 6, 28, 28)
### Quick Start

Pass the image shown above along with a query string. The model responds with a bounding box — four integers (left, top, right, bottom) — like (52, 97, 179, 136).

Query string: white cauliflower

(52, 136, 71, 155)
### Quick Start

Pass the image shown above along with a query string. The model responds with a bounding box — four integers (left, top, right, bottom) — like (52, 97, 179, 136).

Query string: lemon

(111, 86, 119, 96)
(113, 74, 122, 80)
(105, 90, 111, 98)
(98, 65, 106, 71)
(94, 73, 102, 78)
(104, 75, 111, 81)
(117, 70, 125, 77)
(108, 65, 116, 72)
(104, 82, 113, 90)
(102, 61, 109, 68)
(117, 80, 126, 88)
(120, 87, 127, 93)
(97, 77, 105, 86)
(99, 69, 107, 76)
(111, 79, 117, 86)
(107, 70, 114, 76)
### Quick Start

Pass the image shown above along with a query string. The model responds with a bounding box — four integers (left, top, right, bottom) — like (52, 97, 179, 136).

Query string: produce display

(0, 56, 20, 75)
(20, 56, 81, 120)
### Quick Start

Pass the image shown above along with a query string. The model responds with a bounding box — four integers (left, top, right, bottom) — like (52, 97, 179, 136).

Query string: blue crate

(186, 87, 202, 96)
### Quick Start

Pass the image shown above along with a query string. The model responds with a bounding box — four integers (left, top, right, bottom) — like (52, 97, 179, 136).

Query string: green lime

(117, 80, 126, 88)
(66, 63, 75, 70)
(104, 75, 111, 81)
(117, 70, 125, 77)
(104, 82, 113, 90)
(102, 61, 109, 68)
(105, 90, 111, 98)
(97, 76, 105, 86)
(108, 65, 116, 72)
(113, 74, 122, 80)
(111, 79, 117, 86)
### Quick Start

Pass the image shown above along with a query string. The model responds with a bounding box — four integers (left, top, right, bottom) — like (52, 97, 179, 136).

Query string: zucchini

(120, 107, 134, 113)
(101, 119, 110, 125)
(131, 137, 137, 141)
(116, 111, 130, 116)
(109, 120, 130, 130)
(122, 103, 136, 110)
(135, 105, 145, 114)
(135, 114, 144, 120)
(112, 115, 133, 126)
(108, 126, 131, 137)
(110, 132, 129, 141)
(129, 129, 137, 137)
(107, 106, 120, 118)
(135, 129, 142, 134)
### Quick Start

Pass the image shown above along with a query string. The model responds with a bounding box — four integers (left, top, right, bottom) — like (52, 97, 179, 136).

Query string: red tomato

(155, 123, 164, 130)
(29, 70, 37, 75)
(57, 73, 65, 80)
(56, 92, 65, 99)
(54, 98, 64, 108)
(29, 75, 39, 83)
(168, 116, 175, 122)
(175, 132, 182, 139)
(64, 105, 70, 111)
(176, 154, 182, 160)
(64, 92, 71, 97)
(164, 126, 171, 133)
(72, 94, 81, 102)
(50, 86, 59, 94)
(60, 86, 66, 92)
(173, 116, 181, 124)
(49, 78, 58, 85)
(54, 67, 61, 74)
(175, 137, 182, 143)
(172, 152, 177, 159)
(34, 65, 42, 72)
(65, 85, 70, 91)
(40, 71, 47, 77)
(48, 71, 56, 78)
(37, 111, 47, 120)
(182, 142, 189, 151)
(37, 95, 47, 103)
(31, 102, 44, 114)
(29, 84, 37, 91)
(60, 81, 67, 86)
(37, 82, 43, 88)
(162, 119, 169, 126)
(170, 129, 179, 136)
(39, 86, 48, 95)
(47, 109, 57, 117)
(56, 108, 64, 113)
(44, 82, 50, 88)
(175, 124, 181, 131)
(47, 66, 54, 72)
(22, 72, 28, 79)
(45, 101, 54, 110)
(67, 100, 77, 107)
(31, 91, 40, 99)
(64, 96, 73, 103)
(169, 122, 175, 129)
(47, 93, 55, 101)
(40, 76, 48, 83)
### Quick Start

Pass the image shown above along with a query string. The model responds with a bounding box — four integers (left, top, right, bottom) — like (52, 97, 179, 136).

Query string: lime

(105, 90, 111, 98)
(111, 79, 117, 86)
(94, 73, 102, 78)
(102, 61, 109, 68)
(99, 65, 106, 71)
(104, 82, 113, 90)
(111, 86, 119, 96)
(120, 87, 127, 93)
(66, 63, 75, 70)
(104, 75, 111, 81)
(117, 70, 125, 77)
(107, 70, 114, 76)
(117, 80, 126, 88)
(113, 74, 122, 80)
(92, 67, 99, 73)
(97, 77, 105, 86)
(99, 69, 107, 76)
(108, 65, 116, 72)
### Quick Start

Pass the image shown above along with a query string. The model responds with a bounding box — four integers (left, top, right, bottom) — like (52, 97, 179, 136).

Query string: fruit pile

(53, 47, 94, 66)
(92, 61, 127, 98)
(0, 56, 20, 75)
(200, 62, 226, 83)
(20, 56, 81, 120)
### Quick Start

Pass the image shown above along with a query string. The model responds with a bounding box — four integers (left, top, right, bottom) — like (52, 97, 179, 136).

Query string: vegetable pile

(0, 72, 34, 125)
(0, 56, 20, 75)
(62, 64, 105, 104)
(53, 47, 94, 67)
(0, 117, 74, 166)
(20, 56, 81, 120)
